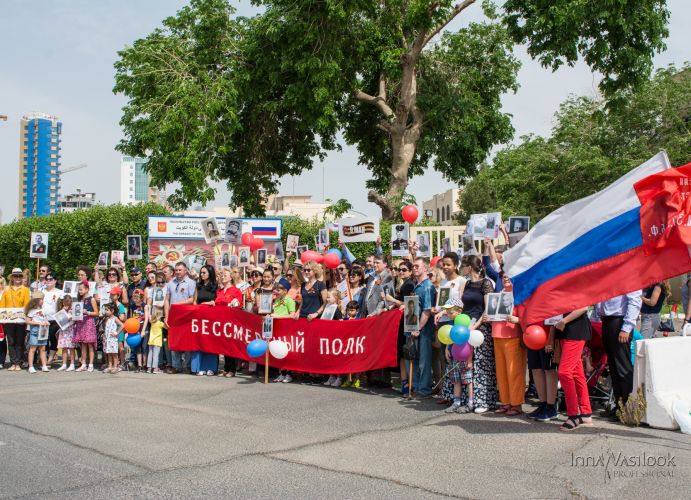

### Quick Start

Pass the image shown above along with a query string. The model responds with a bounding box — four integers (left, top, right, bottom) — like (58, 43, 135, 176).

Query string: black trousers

(223, 356, 236, 373)
(5, 323, 27, 365)
(601, 316, 633, 405)
(0, 337, 6, 366)
(48, 321, 60, 352)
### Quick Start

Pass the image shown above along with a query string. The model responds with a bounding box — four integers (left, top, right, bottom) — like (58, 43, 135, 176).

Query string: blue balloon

(247, 339, 268, 358)
(327, 248, 342, 259)
(450, 325, 470, 344)
(126, 334, 142, 348)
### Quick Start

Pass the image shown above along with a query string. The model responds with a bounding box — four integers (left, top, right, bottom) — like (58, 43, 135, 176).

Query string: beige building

(423, 188, 461, 224)
(177, 194, 333, 220)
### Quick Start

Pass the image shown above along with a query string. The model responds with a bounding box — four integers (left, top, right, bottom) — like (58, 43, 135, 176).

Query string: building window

(446, 205, 450, 221)
(436, 208, 440, 222)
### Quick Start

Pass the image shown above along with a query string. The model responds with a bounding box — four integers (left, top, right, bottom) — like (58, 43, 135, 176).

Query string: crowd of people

(0, 235, 677, 431)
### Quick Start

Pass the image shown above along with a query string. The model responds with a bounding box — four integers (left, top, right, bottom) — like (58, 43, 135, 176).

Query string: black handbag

(402, 335, 418, 360)
(658, 317, 675, 332)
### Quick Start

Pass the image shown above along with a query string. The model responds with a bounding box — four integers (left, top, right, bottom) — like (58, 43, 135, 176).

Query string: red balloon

(315, 254, 325, 264)
(401, 205, 419, 224)
(523, 324, 547, 350)
(241, 232, 254, 246)
(300, 250, 318, 263)
(250, 237, 265, 251)
(430, 256, 442, 268)
(323, 252, 341, 269)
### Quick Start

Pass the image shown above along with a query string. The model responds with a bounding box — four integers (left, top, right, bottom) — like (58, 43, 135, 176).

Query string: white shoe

(197, 371, 205, 376)
(324, 375, 336, 386)
(87, 365, 94, 373)
(474, 407, 488, 414)
(206, 370, 215, 376)
(41, 366, 50, 372)
(66, 365, 75, 372)
(331, 377, 342, 387)
(28, 367, 37, 374)
(273, 374, 285, 383)
(282, 373, 293, 383)
(76, 365, 87, 372)
(57, 365, 67, 372)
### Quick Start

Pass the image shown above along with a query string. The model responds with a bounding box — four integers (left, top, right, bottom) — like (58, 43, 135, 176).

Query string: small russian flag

(252, 226, 278, 236)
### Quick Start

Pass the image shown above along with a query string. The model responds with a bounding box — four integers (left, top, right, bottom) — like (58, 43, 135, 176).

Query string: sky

(0, 0, 689, 223)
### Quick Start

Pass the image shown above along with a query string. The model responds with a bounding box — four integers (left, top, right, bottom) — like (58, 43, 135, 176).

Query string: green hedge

(0, 207, 441, 281)
(0, 203, 171, 280)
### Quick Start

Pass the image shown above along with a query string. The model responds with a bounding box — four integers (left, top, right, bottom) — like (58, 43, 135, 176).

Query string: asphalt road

(0, 370, 689, 499)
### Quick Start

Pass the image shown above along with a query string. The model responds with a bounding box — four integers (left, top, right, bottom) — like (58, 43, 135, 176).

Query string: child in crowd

(74, 281, 98, 372)
(322, 289, 344, 387)
(56, 295, 76, 371)
(272, 282, 295, 383)
(441, 298, 476, 413)
(128, 289, 149, 371)
(148, 307, 164, 374)
(341, 300, 361, 389)
(102, 303, 123, 373)
(25, 291, 49, 373)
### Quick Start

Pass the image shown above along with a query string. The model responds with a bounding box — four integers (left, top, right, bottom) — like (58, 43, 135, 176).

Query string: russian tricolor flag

(251, 226, 278, 237)
(505, 152, 691, 326)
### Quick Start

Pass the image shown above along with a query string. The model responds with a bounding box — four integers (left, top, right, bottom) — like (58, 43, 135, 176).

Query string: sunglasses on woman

(286, 273, 294, 278)
(398, 268, 410, 272)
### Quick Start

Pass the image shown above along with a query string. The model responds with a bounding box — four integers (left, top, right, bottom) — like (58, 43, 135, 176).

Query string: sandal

(560, 416, 580, 431)
(505, 406, 523, 416)
(495, 404, 511, 414)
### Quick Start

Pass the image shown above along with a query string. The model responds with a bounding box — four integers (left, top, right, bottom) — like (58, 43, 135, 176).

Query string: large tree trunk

(368, 128, 417, 220)
(358, 2, 474, 220)
(364, 57, 423, 221)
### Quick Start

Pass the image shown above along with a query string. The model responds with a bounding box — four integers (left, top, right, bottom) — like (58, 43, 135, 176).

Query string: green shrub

(0, 203, 171, 280)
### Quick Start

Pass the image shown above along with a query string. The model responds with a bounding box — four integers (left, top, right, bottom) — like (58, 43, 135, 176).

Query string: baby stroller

(556, 321, 614, 411)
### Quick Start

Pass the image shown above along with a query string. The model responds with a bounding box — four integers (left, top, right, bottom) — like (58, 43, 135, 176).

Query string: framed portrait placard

(403, 296, 419, 333)
(127, 235, 143, 260)
(29, 232, 49, 259)
(257, 290, 273, 315)
(262, 316, 273, 340)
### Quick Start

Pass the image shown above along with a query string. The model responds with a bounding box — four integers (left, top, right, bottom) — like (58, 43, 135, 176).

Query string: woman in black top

(384, 261, 416, 394)
(192, 265, 218, 376)
(296, 262, 327, 320)
(546, 308, 593, 430)
(640, 281, 668, 338)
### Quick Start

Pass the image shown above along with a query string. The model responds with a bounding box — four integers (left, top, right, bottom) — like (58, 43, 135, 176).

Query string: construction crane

(60, 163, 87, 174)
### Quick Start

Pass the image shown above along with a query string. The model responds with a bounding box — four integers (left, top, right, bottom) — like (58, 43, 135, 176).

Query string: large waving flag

(504, 152, 691, 326)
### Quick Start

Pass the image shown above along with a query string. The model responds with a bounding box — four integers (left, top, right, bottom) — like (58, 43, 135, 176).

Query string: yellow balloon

(437, 325, 453, 345)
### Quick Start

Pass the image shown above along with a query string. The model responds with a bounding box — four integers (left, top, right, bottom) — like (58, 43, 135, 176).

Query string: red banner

(168, 305, 402, 374)
(635, 162, 691, 255)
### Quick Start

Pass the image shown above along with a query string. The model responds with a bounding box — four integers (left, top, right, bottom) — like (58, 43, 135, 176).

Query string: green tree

(114, 0, 670, 220)
(0, 203, 171, 280)
(459, 64, 691, 222)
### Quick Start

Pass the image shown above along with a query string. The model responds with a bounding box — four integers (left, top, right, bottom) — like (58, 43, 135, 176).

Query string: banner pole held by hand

(264, 348, 269, 385)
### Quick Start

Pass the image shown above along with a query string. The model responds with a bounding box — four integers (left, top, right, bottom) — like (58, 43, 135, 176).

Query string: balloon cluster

(241, 232, 265, 251)
(124, 318, 142, 347)
(437, 313, 484, 361)
(300, 246, 343, 269)
(246, 339, 289, 359)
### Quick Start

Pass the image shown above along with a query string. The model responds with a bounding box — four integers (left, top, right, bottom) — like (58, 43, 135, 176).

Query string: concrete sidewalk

(0, 371, 689, 499)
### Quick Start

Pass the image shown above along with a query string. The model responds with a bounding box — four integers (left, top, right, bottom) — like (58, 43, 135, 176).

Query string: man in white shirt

(41, 273, 64, 366)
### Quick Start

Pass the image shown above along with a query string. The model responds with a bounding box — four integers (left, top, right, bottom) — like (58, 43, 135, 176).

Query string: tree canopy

(114, 0, 671, 219)
(459, 64, 691, 223)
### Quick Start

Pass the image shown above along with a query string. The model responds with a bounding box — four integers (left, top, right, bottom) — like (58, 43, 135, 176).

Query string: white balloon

(269, 340, 289, 359)
(468, 329, 484, 347)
